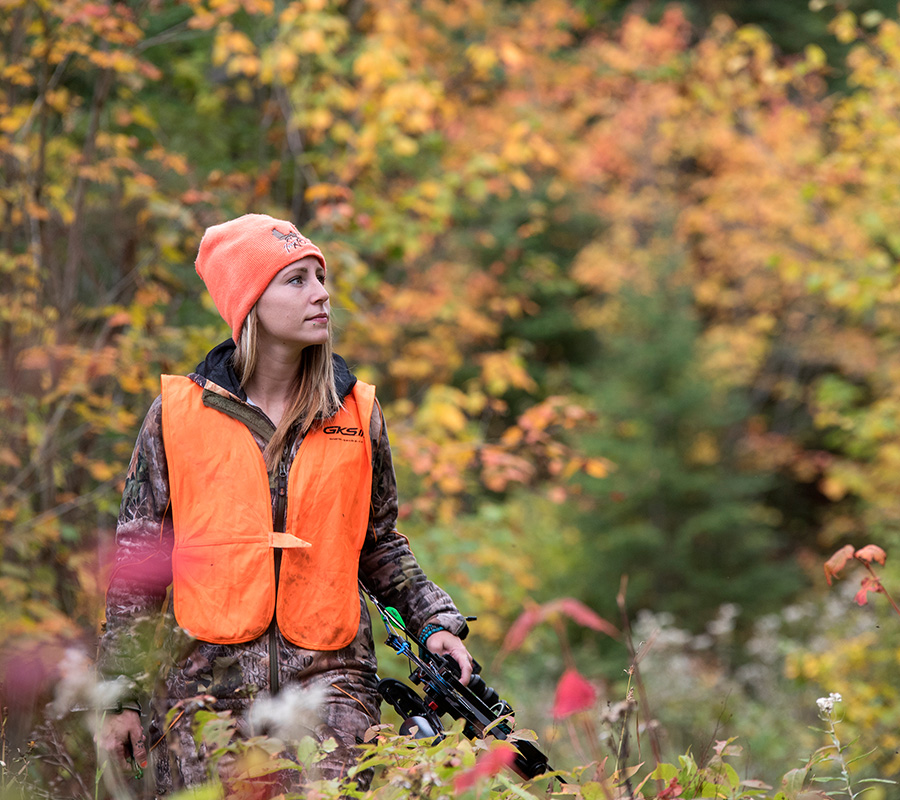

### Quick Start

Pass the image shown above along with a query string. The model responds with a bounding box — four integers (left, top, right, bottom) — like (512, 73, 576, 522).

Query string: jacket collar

(192, 339, 358, 403)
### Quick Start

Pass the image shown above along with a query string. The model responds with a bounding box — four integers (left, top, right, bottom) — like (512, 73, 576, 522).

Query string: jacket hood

(193, 339, 358, 402)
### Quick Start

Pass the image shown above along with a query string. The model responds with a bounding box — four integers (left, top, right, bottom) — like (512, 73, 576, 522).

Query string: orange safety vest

(160, 375, 375, 650)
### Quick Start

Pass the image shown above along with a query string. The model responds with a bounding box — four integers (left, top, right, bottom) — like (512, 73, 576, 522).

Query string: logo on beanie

(271, 227, 313, 254)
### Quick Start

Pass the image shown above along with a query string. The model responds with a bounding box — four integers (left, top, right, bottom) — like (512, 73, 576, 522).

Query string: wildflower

(816, 692, 842, 717)
(51, 647, 127, 719)
(246, 684, 325, 741)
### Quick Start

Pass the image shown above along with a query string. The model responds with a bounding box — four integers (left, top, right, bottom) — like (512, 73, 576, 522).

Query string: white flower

(816, 692, 842, 716)
(51, 648, 127, 720)
(247, 684, 325, 741)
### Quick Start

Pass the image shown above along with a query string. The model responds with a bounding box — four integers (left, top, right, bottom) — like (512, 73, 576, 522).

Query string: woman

(98, 214, 473, 793)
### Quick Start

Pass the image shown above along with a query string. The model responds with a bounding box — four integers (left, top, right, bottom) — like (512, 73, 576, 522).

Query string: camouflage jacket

(98, 340, 467, 709)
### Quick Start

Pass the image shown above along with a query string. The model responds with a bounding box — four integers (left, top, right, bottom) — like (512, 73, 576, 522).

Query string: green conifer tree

(561, 275, 802, 634)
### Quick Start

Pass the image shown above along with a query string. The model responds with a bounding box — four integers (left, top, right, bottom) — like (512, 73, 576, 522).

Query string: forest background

(2, 0, 900, 796)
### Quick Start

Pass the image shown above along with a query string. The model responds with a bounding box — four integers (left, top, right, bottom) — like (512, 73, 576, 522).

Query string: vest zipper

(269, 445, 291, 696)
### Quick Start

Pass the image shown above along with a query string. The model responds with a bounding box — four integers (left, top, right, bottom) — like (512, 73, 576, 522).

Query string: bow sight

(361, 584, 557, 782)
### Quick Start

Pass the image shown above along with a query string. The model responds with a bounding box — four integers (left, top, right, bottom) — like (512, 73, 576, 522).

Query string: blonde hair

(233, 307, 341, 471)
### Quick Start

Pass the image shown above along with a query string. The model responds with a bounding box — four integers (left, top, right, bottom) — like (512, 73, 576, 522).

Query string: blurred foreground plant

(5, 611, 896, 800)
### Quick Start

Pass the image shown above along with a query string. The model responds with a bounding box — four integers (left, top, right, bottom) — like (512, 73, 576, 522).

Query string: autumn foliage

(3, 0, 900, 794)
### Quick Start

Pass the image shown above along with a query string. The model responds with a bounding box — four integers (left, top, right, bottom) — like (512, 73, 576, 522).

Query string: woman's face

(254, 256, 330, 352)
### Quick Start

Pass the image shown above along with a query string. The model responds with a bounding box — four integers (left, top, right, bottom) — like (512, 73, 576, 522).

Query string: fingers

(96, 711, 146, 772)
(454, 647, 474, 686)
(425, 631, 475, 685)
(130, 724, 148, 771)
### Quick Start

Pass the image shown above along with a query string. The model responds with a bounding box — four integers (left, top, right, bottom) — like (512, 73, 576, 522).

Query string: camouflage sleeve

(358, 401, 469, 640)
(96, 395, 175, 703)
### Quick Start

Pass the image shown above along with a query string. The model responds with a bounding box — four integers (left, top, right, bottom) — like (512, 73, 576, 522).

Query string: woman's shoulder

(130, 394, 165, 452)
(368, 395, 384, 442)
(142, 393, 164, 426)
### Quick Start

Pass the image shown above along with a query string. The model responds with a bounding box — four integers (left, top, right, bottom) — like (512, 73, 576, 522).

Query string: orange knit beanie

(195, 213, 327, 341)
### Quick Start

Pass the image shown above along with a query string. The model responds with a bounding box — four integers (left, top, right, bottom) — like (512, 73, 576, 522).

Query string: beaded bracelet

(419, 622, 446, 645)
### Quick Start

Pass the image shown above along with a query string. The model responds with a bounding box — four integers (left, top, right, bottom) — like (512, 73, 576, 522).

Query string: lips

(307, 313, 328, 322)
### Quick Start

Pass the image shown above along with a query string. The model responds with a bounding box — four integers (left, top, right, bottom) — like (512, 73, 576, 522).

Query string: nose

(312, 280, 329, 304)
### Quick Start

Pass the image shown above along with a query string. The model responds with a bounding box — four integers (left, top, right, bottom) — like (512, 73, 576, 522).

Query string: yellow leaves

(416, 386, 469, 438)
(573, 241, 637, 296)
(560, 456, 611, 481)
(298, 26, 328, 54)
(830, 11, 859, 45)
(820, 475, 849, 502)
(382, 81, 439, 134)
(262, 44, 299, 84)
(188, 0, 273, 29)
(88, 49, 141, 75)
(212, 24, 259, 76)
(686, 432, 720, 467)
(126, 104, 160, 132)
(500, 121, 534, 165)
(354, 47, 406, 90)
(2, 62, 35, 88)
(0, 103, 31, 134)
(478, 350, 537, 397)
(804, 43, 827, 71)
(72, 452, 117, 482)
(392, 135, 418, 157)
(466, 43, 498, 78)
(698, 321, 772, 389)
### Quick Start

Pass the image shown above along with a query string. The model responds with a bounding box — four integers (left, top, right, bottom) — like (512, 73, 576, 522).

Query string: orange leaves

(186, 0, 274, 30)
(387, 370, 604, 512)
(824, 543, 887, 585)
(855, 576, 884, 607)
(479, 449, 535, 493)
(855, 544, 888, 565)
(600, 6, 691, 73)
(825, 544, 899, 616)
(823, 544, 857, 586)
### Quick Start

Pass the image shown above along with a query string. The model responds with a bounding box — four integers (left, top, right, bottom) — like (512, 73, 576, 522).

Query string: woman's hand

(425, 630, 475, 685)
(96, 710, 147, 772)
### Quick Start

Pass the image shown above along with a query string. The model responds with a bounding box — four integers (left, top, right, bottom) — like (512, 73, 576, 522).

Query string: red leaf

(500, 606, 543, 654)
(553, 598, 620, 638)
(500, 598, 619, 655)
(854, 544, 887, 566)
(855, 576, 884, 606)
(657, 777, 685, 800)
(824, 545, 855, 585)
(453, 743, 517, 791)
(552, 667, 597, 719)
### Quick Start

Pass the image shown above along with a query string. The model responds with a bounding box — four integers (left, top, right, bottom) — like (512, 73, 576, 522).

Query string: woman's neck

(243, 345, 303, 427)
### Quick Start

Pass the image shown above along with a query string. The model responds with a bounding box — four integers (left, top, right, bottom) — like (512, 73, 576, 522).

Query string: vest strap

(269, 531, 311, 549)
